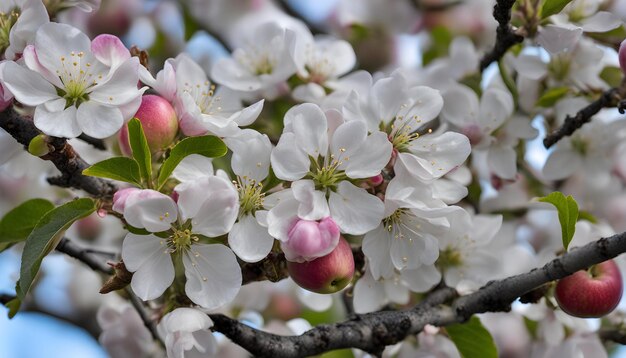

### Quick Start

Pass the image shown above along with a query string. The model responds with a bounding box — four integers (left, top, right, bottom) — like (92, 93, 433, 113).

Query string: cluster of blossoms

(2, 0, 626, 357)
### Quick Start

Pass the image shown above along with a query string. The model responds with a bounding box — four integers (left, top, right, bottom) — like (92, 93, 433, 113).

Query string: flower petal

(345, 131, 392, 178)
(91, 34, 131, 70)
(124, 190, 178, 232)
(288, 103, 329, 157)
(172, 154, 214, 182)
(292, 180, 330, 220)
(329, 181, 384, 235)
(34, 23, 91, 74)
(271, 133, 310, 181)
(90, 57, 142, 106)
(189, 177, 239, 237)
(1, 61, 57, 106)
(34, 101, 81, 138)
(122, 233, 174, 300)
(362, 225, 394, 280)
(76, 101, 124, 138)
(228, 214, 274, 263)
(183, 244, 242, 310)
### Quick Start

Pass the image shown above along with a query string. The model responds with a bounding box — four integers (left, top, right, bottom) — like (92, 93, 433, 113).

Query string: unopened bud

(282, 217, 340, 262)
(28, 134, 50, 157)
(100, 262, 133, 294)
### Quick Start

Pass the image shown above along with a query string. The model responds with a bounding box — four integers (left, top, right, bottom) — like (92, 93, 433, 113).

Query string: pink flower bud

(282, 217, 340, 263)
(112, 187, 141, 213)
(620, 39, 626, 75)
(368, 173, 384, 187)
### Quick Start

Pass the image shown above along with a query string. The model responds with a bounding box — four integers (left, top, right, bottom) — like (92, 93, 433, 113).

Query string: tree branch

(479, 0, 524, 72)
(77, 134, 107, 151)
(543, 85, 626, 148)
(0, 107, 118, 198)
(209, 231, 626, 357)
(56, 237, 114, 275)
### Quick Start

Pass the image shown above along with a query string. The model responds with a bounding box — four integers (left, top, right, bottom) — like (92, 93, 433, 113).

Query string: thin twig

(56, 238, 114, 274)
(543, 84, 626, 148)
(479, 0, 524, 72)
(125, 287, 163, 345)
(77, 134, 107, 151)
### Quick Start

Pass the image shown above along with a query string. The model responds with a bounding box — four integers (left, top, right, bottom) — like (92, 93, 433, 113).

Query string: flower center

(309, 148, 349, 191)
(548, 55, 571, 82)
(385, 115, 432, 152)
(169, 228, 198, 253)
(234, 46, 276, 75)
(0, 8, 20, 54)
(438, 246, 463, 268)
(181, 81, 222, 115)
(235, 178, 265, 216)
(56, 51, 102, 108)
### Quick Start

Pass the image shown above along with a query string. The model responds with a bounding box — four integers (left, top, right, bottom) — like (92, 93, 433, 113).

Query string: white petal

(400, 265, 441, 292)
(270, 133, 310, 181)
(183, 244, 242, 310)
(189, 178, 239, 237)
(399, 132, 471, 181)
(329, 181, 384, 235)
(91, 34, 131, 70)
(580, 12, 622, 33)
(513, 54, 548, 80)
(231, 99, 264, 126)
(228, 215, 274, 263)
(292, 180, 330, 220)
(124, 190, 178, 232)
(122, 233, 174, 301)
(296, 288, 333, 312)
(362, 226, 394, 280)
(76, 102, 124, 138)
(172, 154, 213, 183)
(542, 148, 582, 180)
(288, 103, 329, 157)
(370, 76, 406, 123)
(225, 129, 272, 181)
(1, 61, 57, 106)
(430, 179, 468, 204)
(330, 120, 367, 167)
(90, 58, 142, 106)
(266, 193, 300, 242)
(345, 131, 392, 178)
(34, 23, 91, 74)
(479, 88, 513, 132)
(440, 85, 479, 128)
(537, 24, 583, 54)
(211, 57, 260, 92)
(401, 86, 444, 125)
(353, 269, 386, 313)
(34, 102, 81, 138)
(488, 145, 517, 179)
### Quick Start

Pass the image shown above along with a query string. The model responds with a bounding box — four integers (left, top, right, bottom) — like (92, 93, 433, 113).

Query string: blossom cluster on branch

(2, 0, 626, 357)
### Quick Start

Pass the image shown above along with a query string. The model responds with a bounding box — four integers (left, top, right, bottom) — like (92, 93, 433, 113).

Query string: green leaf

(536, 87, 570, 107)
(600, 66, 623, 88)
(423, 26, 453, 66)
(447, 316, 498, 358)
(538, 192, 579, 250)
(157, 135, 227, 189)
(83, 157, 142, 187)
(0, 199, 55, 244)
(578, 210, 598, 224)
(541, 0, 574, 19)
(16, 198, 97, 300)
(127, 118, 153, 186)
(5, 298, 21, 318)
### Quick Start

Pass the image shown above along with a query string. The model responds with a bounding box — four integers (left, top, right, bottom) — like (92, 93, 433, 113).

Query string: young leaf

(127, 118, 153, 186)
(16, 198, 97, 301)
(5, 298, 21, 318)
(83, 157, 142, 187)
(0, 198, 55, 244)
(157, 135, 227, 189)
(536, 87, 570, 108)
(538, 192, 579, 250)
(447, 316, 498, 358)
(541, 0, 574, 19)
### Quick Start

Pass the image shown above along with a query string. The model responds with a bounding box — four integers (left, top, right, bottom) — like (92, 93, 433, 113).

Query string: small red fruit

(119, 95, 178, 155)
(555, 260, 623, 318)
(287, 236, 355, 294)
